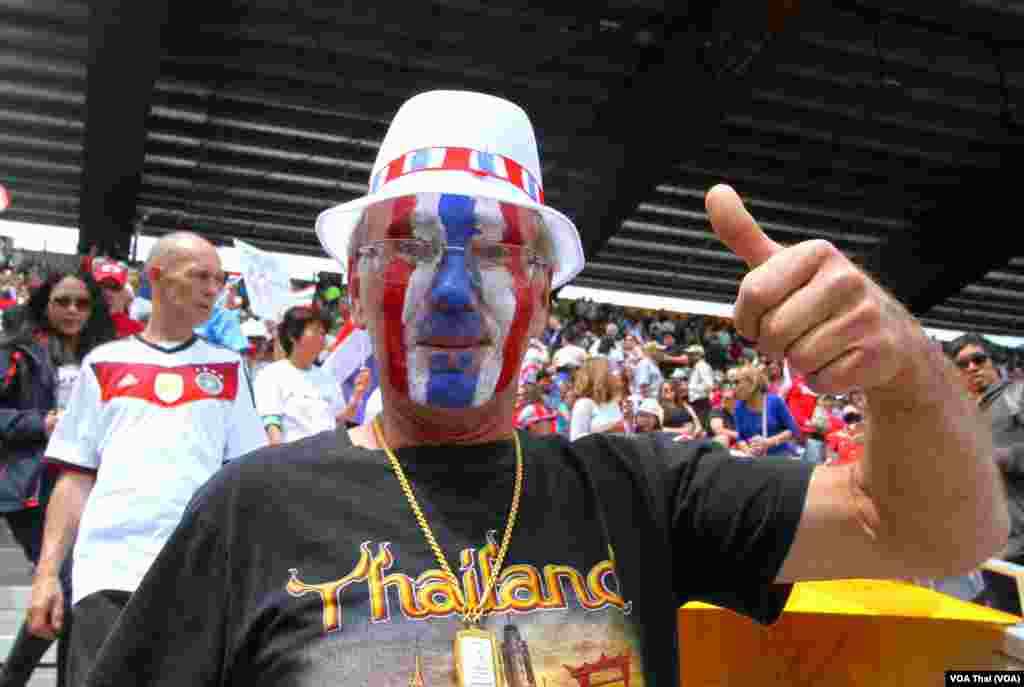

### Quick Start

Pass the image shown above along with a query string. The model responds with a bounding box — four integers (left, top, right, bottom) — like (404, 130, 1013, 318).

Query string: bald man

(28, 233, 266, 685)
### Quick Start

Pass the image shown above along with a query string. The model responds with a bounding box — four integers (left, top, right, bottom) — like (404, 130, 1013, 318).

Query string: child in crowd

(515, 383, 558, 435)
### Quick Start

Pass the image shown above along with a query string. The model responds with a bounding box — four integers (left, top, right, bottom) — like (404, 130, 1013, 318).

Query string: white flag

(234, 239, 292, 321)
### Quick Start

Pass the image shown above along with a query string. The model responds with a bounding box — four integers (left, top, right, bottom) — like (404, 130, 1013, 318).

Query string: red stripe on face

(495, 202, 535, 393)
(499, 200, 524, 245)
(380, 195, 418, 394)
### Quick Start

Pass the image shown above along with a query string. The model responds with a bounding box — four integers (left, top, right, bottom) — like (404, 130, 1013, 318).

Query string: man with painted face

(84, 91, 1006, 687)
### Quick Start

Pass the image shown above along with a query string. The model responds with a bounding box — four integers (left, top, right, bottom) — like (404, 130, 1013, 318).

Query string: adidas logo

(118, 374, 139, 389)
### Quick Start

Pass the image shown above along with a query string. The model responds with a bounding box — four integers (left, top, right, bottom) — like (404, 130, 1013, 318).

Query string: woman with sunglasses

(0, 270, 115, 687)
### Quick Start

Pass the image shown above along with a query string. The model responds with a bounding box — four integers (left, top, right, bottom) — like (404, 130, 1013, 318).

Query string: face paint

(355, 193, 550, 409)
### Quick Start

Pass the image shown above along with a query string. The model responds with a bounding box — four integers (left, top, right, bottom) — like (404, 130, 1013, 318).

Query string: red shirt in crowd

(826, 424, 864, 465)
(785, 374, 818, 433)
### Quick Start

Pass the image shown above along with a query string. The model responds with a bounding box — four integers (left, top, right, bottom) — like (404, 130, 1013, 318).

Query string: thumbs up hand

(705, 184, 921, 394)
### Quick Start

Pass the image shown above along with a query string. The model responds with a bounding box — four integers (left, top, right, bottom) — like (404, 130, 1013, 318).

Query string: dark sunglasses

(955, 352, 989, 370)
(50, 296, 92, 310)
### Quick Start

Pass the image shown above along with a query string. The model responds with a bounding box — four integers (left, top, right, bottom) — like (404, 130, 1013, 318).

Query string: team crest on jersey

(153, 373, 184, 404)
(195, 369, 225, 396)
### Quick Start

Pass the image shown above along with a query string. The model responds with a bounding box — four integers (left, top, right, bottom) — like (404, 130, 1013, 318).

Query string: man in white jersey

(25, 232, 266, 685)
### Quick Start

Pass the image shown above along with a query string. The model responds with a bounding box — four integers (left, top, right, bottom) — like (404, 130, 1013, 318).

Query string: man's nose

(429, 247, 478, 311)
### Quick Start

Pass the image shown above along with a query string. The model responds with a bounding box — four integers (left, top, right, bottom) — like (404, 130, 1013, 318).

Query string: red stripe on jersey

(92, 361, 240, 408)
(44, 458, 98, 476)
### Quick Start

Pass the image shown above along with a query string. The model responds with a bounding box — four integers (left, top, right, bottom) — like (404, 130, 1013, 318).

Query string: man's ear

(526, 278, 552, 339)
(348, 278, 369, 330)
(344, 256, 368, 329)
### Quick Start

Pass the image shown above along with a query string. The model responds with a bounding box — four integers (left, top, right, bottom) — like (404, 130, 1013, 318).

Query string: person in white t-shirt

(255, 305, 346, 445)
(27, 232, 266, 687)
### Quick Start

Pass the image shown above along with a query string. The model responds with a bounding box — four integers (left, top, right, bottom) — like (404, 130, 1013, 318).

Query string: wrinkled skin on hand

(705, 184, 922, 395)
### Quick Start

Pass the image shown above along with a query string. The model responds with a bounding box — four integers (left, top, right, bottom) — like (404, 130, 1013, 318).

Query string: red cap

(92, 261, 127, 288)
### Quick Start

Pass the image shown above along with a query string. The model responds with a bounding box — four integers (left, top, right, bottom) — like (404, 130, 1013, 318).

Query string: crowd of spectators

(513, 303, 1001, 468)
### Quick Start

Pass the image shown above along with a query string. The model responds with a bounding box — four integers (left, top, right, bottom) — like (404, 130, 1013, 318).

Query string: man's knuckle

(826, 266, 862, 295)
(811, 239, 840, 262)
(759, 312, 781, 345)
(853, 297, 883, 329)
(741, 280, 768, 309)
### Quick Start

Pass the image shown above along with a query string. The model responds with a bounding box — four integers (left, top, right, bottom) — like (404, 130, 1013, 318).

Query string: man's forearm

(858, 340, 1007, 573)
(36, 469, 95, 578)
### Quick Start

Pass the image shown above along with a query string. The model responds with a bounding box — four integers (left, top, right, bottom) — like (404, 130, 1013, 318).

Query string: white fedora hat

(315, 90, 585, 289)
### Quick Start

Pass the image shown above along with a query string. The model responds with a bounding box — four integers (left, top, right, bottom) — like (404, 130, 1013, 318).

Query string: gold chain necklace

(372, 417, 522, 687)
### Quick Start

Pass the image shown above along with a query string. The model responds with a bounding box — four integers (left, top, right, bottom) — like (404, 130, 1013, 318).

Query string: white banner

(234, 239, 292, 321)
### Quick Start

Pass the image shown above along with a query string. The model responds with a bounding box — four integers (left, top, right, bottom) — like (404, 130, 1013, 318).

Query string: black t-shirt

(84, 430, 812, 687)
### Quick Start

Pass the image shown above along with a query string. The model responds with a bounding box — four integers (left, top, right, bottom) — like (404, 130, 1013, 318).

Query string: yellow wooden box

(678, 579, 1023, 686)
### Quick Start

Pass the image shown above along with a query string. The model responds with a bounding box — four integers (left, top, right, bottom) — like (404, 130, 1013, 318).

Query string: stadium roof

(2, 0, 1022, 335)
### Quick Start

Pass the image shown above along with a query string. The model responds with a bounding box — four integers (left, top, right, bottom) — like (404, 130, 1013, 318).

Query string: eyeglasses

(355, 238, 549, 278)
(50, 296, 91, 310)
(955, 352, 989, 370)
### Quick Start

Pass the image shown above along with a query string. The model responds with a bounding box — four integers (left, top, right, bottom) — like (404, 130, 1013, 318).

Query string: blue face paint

(430, 194, 483, 309)
(423, 194, 484, 408)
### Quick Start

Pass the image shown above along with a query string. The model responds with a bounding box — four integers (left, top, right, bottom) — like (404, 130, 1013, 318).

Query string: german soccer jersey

(45, 335, 266, 603)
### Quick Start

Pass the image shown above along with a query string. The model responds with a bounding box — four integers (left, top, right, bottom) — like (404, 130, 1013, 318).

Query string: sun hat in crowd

(315, 90, 585, 289)
(685, 344, 705, 355)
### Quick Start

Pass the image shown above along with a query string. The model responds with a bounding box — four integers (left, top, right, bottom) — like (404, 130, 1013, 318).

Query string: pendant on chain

(453, 624, 505, 687)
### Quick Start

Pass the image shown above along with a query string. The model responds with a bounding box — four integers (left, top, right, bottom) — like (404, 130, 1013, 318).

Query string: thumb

(705, 184, 783, 269)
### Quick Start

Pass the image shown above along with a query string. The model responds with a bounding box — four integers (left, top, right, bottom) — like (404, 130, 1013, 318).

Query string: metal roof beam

(563, 0, 836, 262)
(77, 0, 169, 257)
(866, 147, 1024, 315)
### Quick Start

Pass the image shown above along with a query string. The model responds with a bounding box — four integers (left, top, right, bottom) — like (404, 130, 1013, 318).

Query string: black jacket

(0, 340, 57, 512)
(981, 380, 1024, 559)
